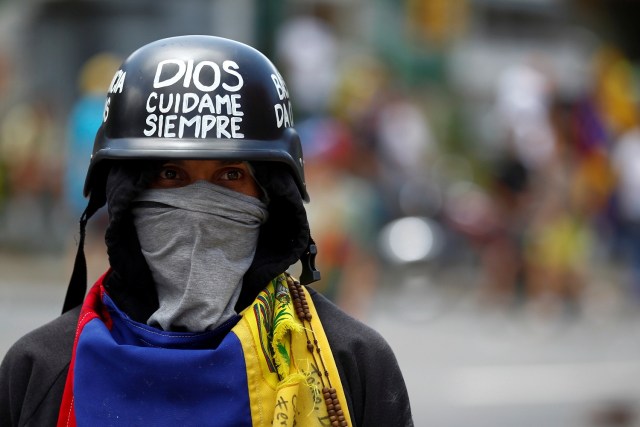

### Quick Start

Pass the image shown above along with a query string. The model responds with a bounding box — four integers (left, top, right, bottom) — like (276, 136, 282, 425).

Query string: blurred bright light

(378, 216, 442, 264)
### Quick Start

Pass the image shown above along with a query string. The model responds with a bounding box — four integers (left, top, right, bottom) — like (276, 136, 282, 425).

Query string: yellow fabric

(234, 274, 351, 426)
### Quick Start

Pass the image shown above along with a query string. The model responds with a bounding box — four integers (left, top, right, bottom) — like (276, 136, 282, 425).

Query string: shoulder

(4, 306, 79, 366)
(0, 306, 80, 426)
(308, 287, 391, 354)
(308, 287, 414, 427)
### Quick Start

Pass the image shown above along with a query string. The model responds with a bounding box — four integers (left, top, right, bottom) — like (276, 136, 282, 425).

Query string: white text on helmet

(108, 70, 126, 94)
(145, 92, 243, 116)
(271, 72, 293, 129)
(271, 73, 289, 100)
(143, 114, 244, 139)
(274, 102, 293, 129)
(153, 59, 243, 92)
(103, 69, 126, 122)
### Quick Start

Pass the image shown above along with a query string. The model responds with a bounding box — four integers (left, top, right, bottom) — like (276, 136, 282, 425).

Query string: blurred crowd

(0, 0, 639, 321)
(274, 8, 640, 320)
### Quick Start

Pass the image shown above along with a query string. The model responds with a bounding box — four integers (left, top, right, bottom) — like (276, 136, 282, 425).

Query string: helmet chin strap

(299, 236, 321, 286)
(62, 193, 105, 314)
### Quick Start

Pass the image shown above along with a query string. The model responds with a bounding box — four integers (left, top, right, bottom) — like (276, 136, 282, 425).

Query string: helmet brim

(83, 135, 309, 202)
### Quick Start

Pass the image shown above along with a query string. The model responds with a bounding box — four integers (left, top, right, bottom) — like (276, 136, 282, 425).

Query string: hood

(63, 160, 313, 321)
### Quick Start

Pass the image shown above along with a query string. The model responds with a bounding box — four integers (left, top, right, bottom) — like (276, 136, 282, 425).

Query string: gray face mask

(132, 181, 268, 332)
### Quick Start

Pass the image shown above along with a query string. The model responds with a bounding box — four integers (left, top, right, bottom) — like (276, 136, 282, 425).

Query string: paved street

(368, 268, 640, 427)
(1, 251, 640, 426)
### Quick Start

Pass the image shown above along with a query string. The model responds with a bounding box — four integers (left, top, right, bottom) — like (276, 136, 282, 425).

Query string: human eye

(210, 162, 260, 198)
(151, 164, 186, 188)
(159, 167, 179, 180)
(218, 168, 244, 181)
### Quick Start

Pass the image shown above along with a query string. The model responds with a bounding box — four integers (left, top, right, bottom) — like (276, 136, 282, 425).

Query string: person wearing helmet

(0, 36, 413, 426)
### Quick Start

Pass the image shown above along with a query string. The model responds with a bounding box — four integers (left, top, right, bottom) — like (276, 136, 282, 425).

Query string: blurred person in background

(63, 53, 121, 271)
(0, 49, 12, 219)
(522, 128, 593, 317)
(611, 119, 640, 302)
(64, 53, 121, 222)
(299, 116, 384, 321)
(276, 21, 390, 321)
(593, 46, 640, 305)
(276, 13, 338, 119)
(0, 35, 413, 427)
(482, 151, 531, 306)
(0, 98, 62, 248)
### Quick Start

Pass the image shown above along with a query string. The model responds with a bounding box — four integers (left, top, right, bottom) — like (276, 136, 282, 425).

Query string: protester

(0, 35, 413, 427)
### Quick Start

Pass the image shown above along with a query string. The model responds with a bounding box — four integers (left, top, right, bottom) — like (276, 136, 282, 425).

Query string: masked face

(132, 160, 268, 332)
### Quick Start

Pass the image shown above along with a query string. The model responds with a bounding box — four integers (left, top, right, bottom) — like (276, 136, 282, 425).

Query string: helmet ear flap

(84, 160, 109, 202)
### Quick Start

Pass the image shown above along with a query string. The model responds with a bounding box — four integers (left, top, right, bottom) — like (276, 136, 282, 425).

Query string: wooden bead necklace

(285, 273, 349, 427)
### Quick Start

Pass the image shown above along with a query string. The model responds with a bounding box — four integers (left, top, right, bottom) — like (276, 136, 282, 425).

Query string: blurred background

(2, 0, 640, 425)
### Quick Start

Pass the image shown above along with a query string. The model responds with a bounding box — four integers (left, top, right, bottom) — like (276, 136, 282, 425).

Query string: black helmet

(63, 35, 319, 314)
(85, 35, 308, 201)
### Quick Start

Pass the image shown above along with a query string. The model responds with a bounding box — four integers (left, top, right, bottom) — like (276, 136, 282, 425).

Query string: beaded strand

(286, 274, 349, 427)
